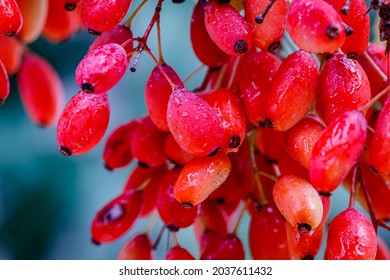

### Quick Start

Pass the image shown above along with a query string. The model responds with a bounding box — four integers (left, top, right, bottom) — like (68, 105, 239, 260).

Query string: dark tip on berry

(343, 24, 353, 36)
(181, 201, 194, 208)
(91, 238, 101, 246)
(60, 146, 72, 156)
(64, 3, 77, 11)
(326, 25, 340, 39)
(255, 15, 265, 24)
(268, 42, 281, 52)
(81, 83, 94, 93)
(172, 0, 186, 3)
(104, 164, 113, 171)
(340, 0, 351, 15)
(369, 165, 379, 175)
(258, 118, 274, 128)
(347, 52, 359, 60)
(208, 147, 221, 157)
(302, 254, 314, 260)
(5, 31, 17, 37)
(210, 65, 223, 71)
(254, 200, 263, 212)
(167, 225, 180, 232)
(234, 40, 248, 54)
(88, 29, 102, 36)
(0, 98, 4, 106)
(319, 191, 332, 197)
(229, 135, 241, 149)
(138, 161, 150, 169)
(297, 223, 312, 233)
(130, 67, 136, 72)
(215, 197, 225, 204)
(217, 0, 231, 4)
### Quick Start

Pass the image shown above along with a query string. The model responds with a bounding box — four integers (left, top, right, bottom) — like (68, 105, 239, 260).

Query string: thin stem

(359, 84, 390, 112)
(257, 170, 278, 182)
(255, 0, 277, 24)
(231, 199, 250, 235)
(172, 231, 179, 247)
(348, 164, 358, 209)
(156, 16, 165, 63)
(123, 0, 149, 28)
(144, 215, 158, 235)
(360, 171, 390, 232)
(144, 48, 180, 90)
(248, 132, 268, 205)
(153, 225, 166, 250)
(183, 64, 206, 85)
(143, 0, 163, 42)
(362, 51, 387, 82)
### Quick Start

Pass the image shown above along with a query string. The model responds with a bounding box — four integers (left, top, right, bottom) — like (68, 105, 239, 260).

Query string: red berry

(102, 120, 139, 170)
(264, 50, 320, 131)
(203, 88, 246, 153)
(244, 0, 288, 51)
(130, 116, 168, 168)
(145, 64, 184, 132)
(156, 167, 199, 231)
(370, 96, 390, 174)
(165, 246, 195, 260)
(239, 50, 281, 125)
(167, 88, 223, 157)
(310, 110, 367, 193)
(325, 208, 377, 260)
(0, 0, 23, 37)
(174, 153, 231, 207)
(201, 233, 245, 260)
(284, 116, 326, 169)
(317, 53, 371, 124)
(91, 190, 142, 244)
(249, 204, 291, 260)
(43, 0, 80, 43)
(0, 36, 24, 75)
(273, 175, 324, 232)
(75, 43, 128, 94)
(57, 91, 110, 156)
(190, 0, 230, 68)
(287, 0, 346, 53)
(324, 0, 370, 58)
(117, 234, 153, 260)
(204, 0, 253, 56)
(81, 0, 132, 34)
(17, 52, 65, 127)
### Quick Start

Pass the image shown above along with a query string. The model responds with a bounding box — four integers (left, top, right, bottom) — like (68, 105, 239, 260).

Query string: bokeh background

(0, 0, 389, 260)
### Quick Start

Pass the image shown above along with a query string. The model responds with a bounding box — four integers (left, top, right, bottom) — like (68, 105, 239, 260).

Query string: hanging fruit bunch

(1, 0, 390, 260)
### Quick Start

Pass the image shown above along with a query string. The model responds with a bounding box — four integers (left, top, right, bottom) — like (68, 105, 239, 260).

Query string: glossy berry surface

(325, 208, 377, 260)
(81, 0, 132, 34)
(264, 50, 320, 131)
(57, 91, 110, 156)
(273, 175, 323, 232)
(0, 0, 23, 36)
(204, 0, 253, 56)
(75, 43, 128, 94)
(174, 153, 231, 207)
(167, 87, 223, 157)
(287, 0, 345, 53)
(310, 110, 367, 193)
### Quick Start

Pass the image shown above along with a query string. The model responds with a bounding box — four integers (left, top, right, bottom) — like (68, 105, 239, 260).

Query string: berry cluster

(1, 0, 390, 260)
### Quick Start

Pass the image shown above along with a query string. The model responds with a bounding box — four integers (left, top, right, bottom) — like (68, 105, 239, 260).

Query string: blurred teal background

(0, 0, 389, 260)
